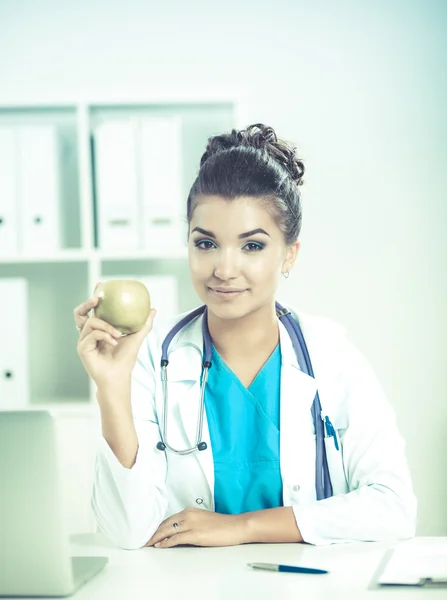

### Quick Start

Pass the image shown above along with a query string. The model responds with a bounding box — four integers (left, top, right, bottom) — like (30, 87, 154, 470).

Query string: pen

(248, 563, 328, 575)
(324, 415, 339, 450)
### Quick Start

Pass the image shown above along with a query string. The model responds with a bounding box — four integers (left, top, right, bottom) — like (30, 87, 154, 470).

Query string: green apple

(94, 279, 151, 335)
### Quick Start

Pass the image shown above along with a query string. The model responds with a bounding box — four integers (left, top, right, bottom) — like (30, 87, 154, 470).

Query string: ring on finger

(172, 522, 180, 533)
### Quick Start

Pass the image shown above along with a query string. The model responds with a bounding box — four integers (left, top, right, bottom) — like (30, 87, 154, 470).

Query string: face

(188, 195, 299, 321)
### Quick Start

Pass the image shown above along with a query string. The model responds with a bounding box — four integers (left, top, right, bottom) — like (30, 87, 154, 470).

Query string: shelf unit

(0, 92, 245, 410)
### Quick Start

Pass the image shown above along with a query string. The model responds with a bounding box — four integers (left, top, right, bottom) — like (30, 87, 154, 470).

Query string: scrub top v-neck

(204, 344, 283, 514)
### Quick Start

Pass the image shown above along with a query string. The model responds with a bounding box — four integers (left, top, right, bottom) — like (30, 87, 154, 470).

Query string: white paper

(379, 541, 447, 585)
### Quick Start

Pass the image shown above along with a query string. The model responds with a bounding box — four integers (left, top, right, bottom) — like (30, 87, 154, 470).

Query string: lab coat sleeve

(292, 340, 418, 545)
(91, 337, 169, 550)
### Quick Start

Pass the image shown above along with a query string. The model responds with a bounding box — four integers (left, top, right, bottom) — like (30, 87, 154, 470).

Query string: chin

(205, 294, 259, 322)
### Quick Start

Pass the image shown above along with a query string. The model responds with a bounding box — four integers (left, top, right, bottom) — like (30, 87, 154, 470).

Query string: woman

(74, 124, 417, 550)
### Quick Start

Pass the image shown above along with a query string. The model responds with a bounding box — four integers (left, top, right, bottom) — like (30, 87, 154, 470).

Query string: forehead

(190, 195, 280, 233)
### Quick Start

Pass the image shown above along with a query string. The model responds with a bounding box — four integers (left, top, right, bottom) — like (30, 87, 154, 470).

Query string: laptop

(0, 411, 108, 597)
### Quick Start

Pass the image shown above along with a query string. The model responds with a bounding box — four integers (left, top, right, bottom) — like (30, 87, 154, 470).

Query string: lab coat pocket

(324, 427, 349, 496)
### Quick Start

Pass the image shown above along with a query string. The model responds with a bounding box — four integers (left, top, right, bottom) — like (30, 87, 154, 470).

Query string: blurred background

(0, 0, 445, 538)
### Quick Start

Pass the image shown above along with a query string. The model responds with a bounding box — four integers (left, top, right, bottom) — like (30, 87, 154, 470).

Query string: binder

(0, 127, 19, 257)
(17, 124, 61, 254)
(101, 274, 178, 320)
(94, 119, 140, 251)
(139, 116, 183, 249)
(0, 278, 29, 409)
(378, 541, 447, 587)
(136, 274, 178, 319)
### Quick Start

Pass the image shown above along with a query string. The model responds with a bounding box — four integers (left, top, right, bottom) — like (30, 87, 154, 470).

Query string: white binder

(101, 274, 178, 320)
(0, 278, 29, 409)
(94, 119, 140, 251)
(0, 127, 19, 257)
(139, 116, 184, 249)
(17, 125, 61, 254)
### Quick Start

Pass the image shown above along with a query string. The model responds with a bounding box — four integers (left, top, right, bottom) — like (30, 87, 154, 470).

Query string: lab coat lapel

(167, 314, 215, 499)
(278, 319, 319, 486)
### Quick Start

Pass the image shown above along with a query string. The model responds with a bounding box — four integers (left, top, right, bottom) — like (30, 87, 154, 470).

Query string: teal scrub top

(204, 344, 283, 514)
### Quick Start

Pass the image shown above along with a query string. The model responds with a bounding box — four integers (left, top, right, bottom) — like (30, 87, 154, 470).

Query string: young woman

(74, 124, 417, 550)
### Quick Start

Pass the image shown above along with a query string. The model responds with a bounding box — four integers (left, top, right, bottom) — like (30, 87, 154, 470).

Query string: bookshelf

(0, 93, 244, 409)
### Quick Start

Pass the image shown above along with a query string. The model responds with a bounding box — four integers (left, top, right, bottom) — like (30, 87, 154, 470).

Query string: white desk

(15, 535, 447, 599)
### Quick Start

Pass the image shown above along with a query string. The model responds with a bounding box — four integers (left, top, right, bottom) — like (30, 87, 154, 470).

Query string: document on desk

(378, 540, 447, 586)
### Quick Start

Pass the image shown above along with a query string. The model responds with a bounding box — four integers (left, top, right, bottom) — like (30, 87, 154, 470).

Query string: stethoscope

(155, 302, 334, 500)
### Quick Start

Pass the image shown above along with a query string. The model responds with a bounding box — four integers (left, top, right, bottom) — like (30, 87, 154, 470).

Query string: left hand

(145, 507, 248, 549)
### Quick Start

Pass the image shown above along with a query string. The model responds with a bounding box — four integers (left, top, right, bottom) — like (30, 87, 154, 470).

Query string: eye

(243, 241, 264, 252)
(195, 239, 216, 250)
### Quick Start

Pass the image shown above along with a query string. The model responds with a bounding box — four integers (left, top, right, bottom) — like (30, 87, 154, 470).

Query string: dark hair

(187, 123, 305, 244)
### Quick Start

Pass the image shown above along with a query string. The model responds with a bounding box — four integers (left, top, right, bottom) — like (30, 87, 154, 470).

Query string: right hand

(74, 286, 156, 387)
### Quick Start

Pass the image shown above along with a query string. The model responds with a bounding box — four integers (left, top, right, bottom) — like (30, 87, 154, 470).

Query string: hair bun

(201, 123, 305, 186)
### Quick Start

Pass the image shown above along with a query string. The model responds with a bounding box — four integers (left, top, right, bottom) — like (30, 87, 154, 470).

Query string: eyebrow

(191, 227, 270, 239)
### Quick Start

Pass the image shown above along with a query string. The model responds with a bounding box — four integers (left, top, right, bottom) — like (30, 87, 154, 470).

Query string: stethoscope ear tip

(198, 442, 208, 451)
(156, 441, 167, 451)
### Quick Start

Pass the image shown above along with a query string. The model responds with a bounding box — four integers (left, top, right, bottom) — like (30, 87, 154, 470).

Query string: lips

(211, 288, 245, 293)
(208, 287, 247, 299)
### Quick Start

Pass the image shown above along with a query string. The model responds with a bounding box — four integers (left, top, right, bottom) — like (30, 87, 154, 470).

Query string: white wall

(1, 0, 446, 535)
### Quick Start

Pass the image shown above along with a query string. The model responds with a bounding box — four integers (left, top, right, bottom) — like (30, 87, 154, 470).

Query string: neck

(207, 302, 279, 359)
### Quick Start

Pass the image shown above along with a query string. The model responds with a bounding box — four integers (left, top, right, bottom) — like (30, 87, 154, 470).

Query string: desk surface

(13, 535, 447, 599)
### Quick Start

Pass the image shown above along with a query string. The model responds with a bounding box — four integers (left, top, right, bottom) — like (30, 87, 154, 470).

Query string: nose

(213, 248, 240, 280)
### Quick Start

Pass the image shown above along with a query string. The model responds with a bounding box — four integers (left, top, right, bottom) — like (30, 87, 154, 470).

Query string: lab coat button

(293, 485, 301, 492)
(195, 497, 204, 505)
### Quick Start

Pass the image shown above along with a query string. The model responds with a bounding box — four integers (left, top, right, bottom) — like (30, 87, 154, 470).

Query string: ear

(282, 241, 300, 273)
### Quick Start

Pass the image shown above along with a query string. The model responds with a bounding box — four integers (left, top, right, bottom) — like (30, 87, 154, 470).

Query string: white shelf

(0, 250, 90, 264)
(97, 247, 188, 261)
(0, 246, 189, 264)
(0, 87, 247, 110)
(38, 402, 99, 418)
(1, 399, 98, 417)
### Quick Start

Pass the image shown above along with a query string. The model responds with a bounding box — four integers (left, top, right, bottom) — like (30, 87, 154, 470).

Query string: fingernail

(154, 542, 161, 548)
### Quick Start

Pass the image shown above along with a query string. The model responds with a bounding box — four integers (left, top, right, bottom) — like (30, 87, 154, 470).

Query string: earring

(282, 271, 290, 279)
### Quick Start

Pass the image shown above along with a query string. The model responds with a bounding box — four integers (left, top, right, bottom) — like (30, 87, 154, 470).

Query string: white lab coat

(91, 306, 417, 550)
